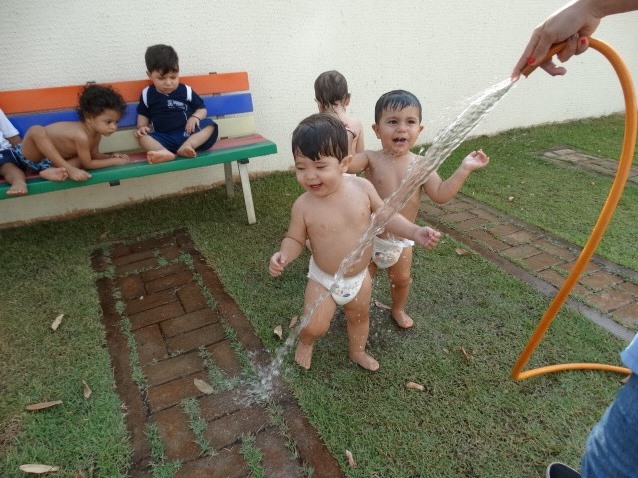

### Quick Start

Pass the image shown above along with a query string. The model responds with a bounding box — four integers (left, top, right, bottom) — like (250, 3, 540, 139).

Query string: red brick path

(92, 229, 343, 478)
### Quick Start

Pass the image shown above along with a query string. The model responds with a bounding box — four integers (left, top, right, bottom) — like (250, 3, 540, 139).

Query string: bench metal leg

(224, 162, 234, 197)
(237, 159, 256, 224)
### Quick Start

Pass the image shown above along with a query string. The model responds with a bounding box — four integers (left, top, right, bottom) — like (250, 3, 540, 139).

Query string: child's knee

(301, 319, 330, 340)
(26, 125, 46, 139)
(390, 273, 412, 288)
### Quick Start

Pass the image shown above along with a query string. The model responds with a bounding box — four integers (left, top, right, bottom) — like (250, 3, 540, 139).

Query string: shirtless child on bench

(16, 84, 131, 182)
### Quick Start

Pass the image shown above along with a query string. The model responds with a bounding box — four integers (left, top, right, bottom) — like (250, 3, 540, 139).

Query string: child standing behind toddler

(314, 70, 364, 155)
(135, 44, 218, 164)
(348, 90, 489, 329)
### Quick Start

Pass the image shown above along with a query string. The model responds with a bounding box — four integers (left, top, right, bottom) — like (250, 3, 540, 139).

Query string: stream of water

(247, 78, 516, 402)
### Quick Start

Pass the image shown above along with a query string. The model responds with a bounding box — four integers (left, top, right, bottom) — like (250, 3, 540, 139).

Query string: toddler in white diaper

(269, 113, 441, 371)
(348, 90, 489, 328)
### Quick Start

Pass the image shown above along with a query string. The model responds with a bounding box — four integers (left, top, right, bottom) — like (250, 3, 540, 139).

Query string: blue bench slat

(8, 93, 254, 134)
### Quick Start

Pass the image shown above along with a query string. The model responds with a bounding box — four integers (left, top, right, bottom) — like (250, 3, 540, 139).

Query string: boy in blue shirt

(135, 44, 218, 164)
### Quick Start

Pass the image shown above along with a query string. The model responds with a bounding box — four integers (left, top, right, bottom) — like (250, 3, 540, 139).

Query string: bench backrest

(0, 72, 258, 153)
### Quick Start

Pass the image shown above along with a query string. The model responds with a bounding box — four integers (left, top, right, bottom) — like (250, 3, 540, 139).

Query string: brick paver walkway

(91, 229, 342, 478)
(421, 146, 638, 339)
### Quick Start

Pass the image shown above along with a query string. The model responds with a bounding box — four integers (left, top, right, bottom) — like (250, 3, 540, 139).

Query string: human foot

(39, 167, 68, 182)
(392, 310, 414, 329)
(147, 150, 176, 164)
(294, 342, 314, 369)
(176, 144, 197, 158)
(67, 166, 91, 181)
(6, 180, 28, 196)
(349, 351, 379, 371)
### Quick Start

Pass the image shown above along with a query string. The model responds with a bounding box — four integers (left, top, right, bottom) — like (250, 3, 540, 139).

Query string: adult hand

(511, 0, 600, 80)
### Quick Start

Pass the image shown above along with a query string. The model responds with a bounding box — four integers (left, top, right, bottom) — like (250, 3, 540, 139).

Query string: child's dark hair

(145, 44, 179, 75)
(77, 84, 127, 121)
(292, 113, 348, 162)
(374, 89, 422, 123)
(314, 70, 350, 108)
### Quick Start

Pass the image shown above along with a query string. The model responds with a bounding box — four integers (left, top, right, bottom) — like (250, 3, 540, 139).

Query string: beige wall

(2, 1, 637, 225)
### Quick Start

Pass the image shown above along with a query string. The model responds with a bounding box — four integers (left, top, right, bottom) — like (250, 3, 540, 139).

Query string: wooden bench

(0, 72, 277, 224)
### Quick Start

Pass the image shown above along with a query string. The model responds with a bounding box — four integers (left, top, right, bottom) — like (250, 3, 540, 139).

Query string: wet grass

(0, 115, 633, 476)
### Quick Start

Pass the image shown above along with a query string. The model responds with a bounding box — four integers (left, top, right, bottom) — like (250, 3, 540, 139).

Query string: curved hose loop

(512, 38, 636, 381)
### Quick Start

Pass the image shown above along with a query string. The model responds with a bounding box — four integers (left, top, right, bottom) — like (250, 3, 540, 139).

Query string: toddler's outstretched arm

(423, 149, 489, 204)
(412, 226, 441, 250)
(347, 152, 370, 174)
(460, 149, 489, 172)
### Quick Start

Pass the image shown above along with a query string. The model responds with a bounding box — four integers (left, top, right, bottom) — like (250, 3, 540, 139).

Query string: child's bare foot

(349, 351, 379, 371)
(39, 167, 68, 182)
(67, 166, 91, 181)
(6, 181, 28, 196)
(392, 310, 414, 329)
(147, 150, 176, 164)
(295, 342, 314, 370)
(176, 144, 197, 158)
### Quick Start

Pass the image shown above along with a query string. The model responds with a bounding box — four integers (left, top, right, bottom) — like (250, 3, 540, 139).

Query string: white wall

(2, 1, 637, 225)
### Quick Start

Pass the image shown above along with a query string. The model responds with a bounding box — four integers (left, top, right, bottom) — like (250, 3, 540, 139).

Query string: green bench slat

(0, 140, 276, 198)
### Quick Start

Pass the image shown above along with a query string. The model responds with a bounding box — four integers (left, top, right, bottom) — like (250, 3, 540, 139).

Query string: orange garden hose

(511, 38, 636, 381)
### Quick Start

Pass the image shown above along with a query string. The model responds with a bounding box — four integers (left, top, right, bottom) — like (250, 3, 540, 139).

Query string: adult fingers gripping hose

(512, 38, 636, 381)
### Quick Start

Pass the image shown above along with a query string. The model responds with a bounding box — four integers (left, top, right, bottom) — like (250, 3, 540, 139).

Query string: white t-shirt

(0, 108, 19, 150)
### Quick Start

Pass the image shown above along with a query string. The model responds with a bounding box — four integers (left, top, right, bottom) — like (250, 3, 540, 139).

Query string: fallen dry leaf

(406, 381, 425, 391)
(345, 449, 356, 468)
(460, 346, 472, 363)
(50, 314, 64, 331)
(621, 375, 630, 384)
(273, 325, 283, 340)
(194, 378, 214, 395)
(508, 196, 514, 202)
(455, 248, 471, 256)
(25, 400, 63, 411)
(82, 380, 92, 399)
(374, 300, 391, 310)
(289, 316, 298, 328)
(442, 347, 450, 354)
(99, 231, 109, 240)
(19, 464, 61, 473)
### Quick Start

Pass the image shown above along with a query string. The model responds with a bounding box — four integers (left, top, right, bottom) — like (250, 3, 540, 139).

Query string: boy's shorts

(0, 144, 52, 171)
(150, 119, 218, 154)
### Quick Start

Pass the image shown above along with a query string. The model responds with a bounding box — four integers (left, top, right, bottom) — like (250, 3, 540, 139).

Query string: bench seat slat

(0, 72, 249, 115)
(0, 135, 276, 197)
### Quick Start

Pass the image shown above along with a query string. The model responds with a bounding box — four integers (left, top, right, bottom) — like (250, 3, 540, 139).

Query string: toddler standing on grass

(269, 113, 440, 371)
(348, 90, 489, 328)
(314, 70, 364, 155)
(1, 84, 131, 184)
(135, 44, 218, 164)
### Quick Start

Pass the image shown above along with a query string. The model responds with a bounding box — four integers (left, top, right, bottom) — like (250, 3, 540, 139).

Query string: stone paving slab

(91, 229, 343, 477)
(421, 184, 638, 335)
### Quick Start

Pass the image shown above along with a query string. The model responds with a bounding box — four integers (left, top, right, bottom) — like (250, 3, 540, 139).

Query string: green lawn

(0, 114, 633, 477)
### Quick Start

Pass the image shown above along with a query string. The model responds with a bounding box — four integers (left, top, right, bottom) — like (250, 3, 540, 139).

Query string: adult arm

(512, 0, 638, 80)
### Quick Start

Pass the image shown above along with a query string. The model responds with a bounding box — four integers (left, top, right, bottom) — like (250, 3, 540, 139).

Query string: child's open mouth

(393, 138, 408, 145)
